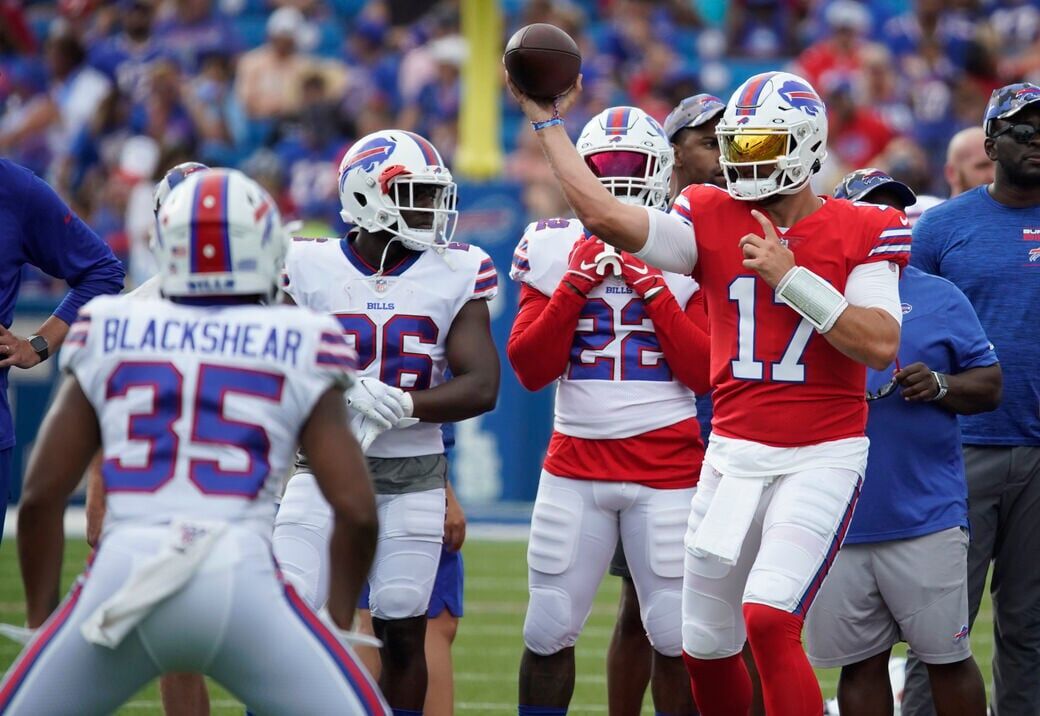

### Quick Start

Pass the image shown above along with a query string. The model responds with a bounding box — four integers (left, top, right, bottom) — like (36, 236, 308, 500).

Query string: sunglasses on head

(865, 359, 902, 402)
(991, 122, 1040, 143)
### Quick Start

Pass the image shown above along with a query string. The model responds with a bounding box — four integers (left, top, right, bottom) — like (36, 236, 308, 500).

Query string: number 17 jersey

(672, 185, 911, 447)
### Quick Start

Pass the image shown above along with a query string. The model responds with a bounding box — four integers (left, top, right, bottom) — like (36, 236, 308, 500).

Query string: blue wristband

(531, 117, 564, 131)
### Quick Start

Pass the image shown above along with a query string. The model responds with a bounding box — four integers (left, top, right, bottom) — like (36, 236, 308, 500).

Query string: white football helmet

(154, 168, 287, 300)
(716, 71, 828, 201)
(338, 130, 457, 252)
(577, 106, 674, 210)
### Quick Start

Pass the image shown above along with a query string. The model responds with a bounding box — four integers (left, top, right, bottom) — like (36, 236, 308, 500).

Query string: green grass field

(0, 538, 994, 714)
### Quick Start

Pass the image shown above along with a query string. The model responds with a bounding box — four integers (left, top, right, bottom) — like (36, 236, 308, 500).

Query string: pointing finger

(749, 210, 778, 241)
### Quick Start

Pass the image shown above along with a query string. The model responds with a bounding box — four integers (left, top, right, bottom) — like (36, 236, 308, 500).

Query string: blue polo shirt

(846, 267, 998, 544)
(911, 186, 1040, 446)
(0, 159, 125, 449)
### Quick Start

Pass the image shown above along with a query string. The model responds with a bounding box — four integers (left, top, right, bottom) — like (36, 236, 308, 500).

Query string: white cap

(825, 0, 871, 33)
(267, 6, 305, 40)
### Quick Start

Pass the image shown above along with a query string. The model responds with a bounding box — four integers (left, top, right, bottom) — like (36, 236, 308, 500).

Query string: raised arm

(510, 78, 649, 252)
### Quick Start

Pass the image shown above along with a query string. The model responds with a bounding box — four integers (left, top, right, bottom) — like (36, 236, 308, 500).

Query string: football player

(271, 129, 499, 715)
(509, 105, 709, 716)
(83, 160, 215, 716)
(509, 71, 908, 714)
(0, 169, 390, 715)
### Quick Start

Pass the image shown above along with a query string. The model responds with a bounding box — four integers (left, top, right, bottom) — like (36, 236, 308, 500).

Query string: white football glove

(350, 411, 389, 452)
(346, 376, 413, 428)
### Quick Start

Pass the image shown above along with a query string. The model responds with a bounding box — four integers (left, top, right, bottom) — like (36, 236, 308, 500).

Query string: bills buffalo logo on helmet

(344, 136, 397, 174)
(779, 80, 824, 117)
(1014, 86, 1040, 102)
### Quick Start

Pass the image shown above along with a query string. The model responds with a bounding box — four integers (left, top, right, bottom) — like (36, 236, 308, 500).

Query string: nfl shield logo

(374, 278, 389, 293)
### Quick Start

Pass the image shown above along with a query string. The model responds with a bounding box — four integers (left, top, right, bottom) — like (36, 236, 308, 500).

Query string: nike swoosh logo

(579, 261, 599, 270)
(625, 263, 649, 275)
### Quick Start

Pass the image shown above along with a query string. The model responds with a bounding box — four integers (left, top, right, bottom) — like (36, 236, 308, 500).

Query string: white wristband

(775, 266, 849, 333)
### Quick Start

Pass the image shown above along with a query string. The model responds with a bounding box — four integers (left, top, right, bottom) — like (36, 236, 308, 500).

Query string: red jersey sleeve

(857, 205, 912, 270)
(507, 282, 586, 392)
(643, 288, 711, 395)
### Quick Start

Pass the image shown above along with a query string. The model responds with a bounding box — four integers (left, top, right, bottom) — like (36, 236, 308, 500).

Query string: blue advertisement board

(449, 180, 553, 508)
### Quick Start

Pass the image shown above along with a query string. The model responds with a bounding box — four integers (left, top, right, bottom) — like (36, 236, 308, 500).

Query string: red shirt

(675, 185, 911, 447)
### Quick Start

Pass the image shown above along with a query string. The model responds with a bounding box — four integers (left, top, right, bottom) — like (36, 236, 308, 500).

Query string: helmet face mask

(338, 130, 457, 252)
(577, 106, 674, 210)
(717, 72, 828, 201)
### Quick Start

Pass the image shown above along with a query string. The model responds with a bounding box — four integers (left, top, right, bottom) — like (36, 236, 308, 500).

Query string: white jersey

(60, 295, 354, 531)
(284, 236, 498, 458)
(511, 218, 700, 440)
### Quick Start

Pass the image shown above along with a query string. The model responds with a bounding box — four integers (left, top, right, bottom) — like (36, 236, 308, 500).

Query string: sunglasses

(865, 359, 902, 402)
(990, 123, 1040, 143)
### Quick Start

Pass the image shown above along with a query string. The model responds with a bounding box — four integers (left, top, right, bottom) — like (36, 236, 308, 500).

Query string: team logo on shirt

(1023, 228, 1040, 240)
(1028, 247, 1040, 263)
(901, 302, 912, 314)
(953, 624, 970, 641)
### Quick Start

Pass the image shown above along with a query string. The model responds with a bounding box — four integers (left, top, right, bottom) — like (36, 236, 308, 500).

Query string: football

(503, 23, 581, 100)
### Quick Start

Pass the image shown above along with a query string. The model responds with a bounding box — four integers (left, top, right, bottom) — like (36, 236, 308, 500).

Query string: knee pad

(682, 620, 739, 661)
(523, 585, 576, 656)
(681, 572, 744, 660)
(642, 588, 683, 657)
(370, 580, 428, 620)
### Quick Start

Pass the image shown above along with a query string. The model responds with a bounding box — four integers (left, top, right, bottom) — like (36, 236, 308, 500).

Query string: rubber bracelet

(532, 117, 564, 131)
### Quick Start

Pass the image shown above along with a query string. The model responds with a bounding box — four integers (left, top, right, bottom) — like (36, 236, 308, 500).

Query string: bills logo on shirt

(1028, 247, 1040, 263)
(1023, 228, 1040, 240)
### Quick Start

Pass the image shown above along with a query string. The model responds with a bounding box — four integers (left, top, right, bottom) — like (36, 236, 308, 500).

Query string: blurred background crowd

(1, 0, 1035, 294)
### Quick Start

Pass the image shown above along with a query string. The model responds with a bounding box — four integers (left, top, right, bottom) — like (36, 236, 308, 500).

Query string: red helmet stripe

(190, 172, 232, 274)
(736, 74, 773, 116)
(403, 131, 440, 166)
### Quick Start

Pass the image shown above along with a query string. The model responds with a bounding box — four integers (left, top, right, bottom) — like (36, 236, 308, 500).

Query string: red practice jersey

(671, 184, 911, 447)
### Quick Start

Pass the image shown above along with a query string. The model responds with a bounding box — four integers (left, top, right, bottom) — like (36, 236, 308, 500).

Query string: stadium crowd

(3, 0, 1039, 292)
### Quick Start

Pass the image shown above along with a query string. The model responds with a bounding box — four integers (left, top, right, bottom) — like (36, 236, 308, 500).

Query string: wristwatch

(930, 371, 948, 401)
(27, 334, 49, 362)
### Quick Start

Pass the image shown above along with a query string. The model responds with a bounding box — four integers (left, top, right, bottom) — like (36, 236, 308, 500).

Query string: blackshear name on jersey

(61, 295, 354, 530)
(511, 218, 699, 440)
(284, 236, 497, 458)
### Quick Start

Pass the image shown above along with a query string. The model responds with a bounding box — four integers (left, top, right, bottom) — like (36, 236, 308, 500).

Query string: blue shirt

(910, 185, 1040, 446)
(0, 160, 125, 449)
(846, 267, 998, 544)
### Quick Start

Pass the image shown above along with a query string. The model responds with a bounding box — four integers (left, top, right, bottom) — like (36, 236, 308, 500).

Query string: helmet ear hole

(353, 192, 368, 208)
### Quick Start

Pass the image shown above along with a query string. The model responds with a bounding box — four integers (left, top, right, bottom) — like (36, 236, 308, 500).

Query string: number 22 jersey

(283, 235, 498, 458)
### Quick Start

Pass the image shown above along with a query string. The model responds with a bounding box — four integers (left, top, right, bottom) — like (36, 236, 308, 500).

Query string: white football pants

(273, 473, 445, 619)
(523, 472, 694, 657)
(0, 524, 389, 715)
(681, 463, 861, 660)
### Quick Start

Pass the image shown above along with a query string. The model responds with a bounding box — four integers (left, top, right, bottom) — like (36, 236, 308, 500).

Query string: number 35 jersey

(284, 236, 498, 458)
(512, 218, 699, 440)
(60, 295, 355, 529)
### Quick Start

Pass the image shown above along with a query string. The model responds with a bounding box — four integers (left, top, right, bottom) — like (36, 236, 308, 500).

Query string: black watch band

(28, 334, 49, 362)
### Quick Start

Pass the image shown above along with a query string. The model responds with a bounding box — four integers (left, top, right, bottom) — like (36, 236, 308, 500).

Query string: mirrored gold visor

(719, 129, 790, 163)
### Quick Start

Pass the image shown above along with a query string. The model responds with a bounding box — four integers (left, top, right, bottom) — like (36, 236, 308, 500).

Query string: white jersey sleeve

(510, 218, 584, 296)
(635, 205, 699, 275)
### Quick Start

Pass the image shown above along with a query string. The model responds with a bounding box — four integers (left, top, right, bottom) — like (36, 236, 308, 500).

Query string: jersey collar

(340, 233, 423, 277)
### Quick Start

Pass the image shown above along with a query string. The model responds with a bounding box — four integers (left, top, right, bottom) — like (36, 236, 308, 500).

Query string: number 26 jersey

(284, 235, 498, 458)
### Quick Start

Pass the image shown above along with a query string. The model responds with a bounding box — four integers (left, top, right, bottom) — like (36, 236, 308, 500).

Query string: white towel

(0, 624, 35, 645)
(81, 519, 227, 648)
(691, 474, 768, 565)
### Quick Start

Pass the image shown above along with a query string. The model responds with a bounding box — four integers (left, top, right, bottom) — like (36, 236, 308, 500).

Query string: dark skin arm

(896, 362, 1002, 415)
(300, 387, 379, 631)
(19, 376, 101, 627)
(409, 298, 500, 422)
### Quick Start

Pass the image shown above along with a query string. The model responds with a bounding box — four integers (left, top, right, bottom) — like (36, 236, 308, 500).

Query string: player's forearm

(823, 306, 900, 371)
(17, 501, 64, 627)
(409, 371, 498, 422)
(941, 364, 1002, 415)
(326, 514, 377, 631)
(35, 315, 70, 356)
(507, 284, 585, 391)
(533, 124, 649, 252)
(643, 291, 711, 395)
